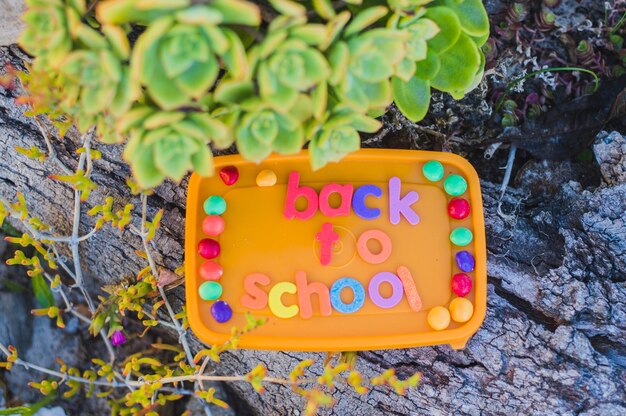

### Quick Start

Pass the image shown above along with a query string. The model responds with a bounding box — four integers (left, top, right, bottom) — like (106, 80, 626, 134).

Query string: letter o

(356, 229, 392, 264)
(330, 278, 365, 314)
(368, 272, 404, 309)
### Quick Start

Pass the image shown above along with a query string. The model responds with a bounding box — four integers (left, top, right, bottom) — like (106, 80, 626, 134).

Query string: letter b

(284, 172, 318, 220)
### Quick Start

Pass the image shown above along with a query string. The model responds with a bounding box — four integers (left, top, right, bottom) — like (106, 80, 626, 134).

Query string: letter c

(268, 282, 299, 319)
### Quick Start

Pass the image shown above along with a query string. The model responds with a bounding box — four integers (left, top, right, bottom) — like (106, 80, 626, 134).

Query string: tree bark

(1, 44, 625, 415)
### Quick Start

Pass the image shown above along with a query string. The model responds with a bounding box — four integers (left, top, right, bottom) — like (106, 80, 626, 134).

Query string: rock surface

(1, 31, 626, 416)
(0, 0, 24, 47)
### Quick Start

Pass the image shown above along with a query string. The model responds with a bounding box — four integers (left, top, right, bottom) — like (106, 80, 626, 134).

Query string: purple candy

(211, 300, 233, 323)
(456, 251, 475, 272)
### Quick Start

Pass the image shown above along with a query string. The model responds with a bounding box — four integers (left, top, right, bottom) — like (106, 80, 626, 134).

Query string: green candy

(199, 281, 223, 301)
(204, 196, 226, 215)
(450, 228, 473, 246)
(444, 174, 467, 196)
(423, 160, 444, 182)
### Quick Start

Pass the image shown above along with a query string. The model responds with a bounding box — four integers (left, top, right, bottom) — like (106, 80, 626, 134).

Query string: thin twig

(138, 194, 194, 364)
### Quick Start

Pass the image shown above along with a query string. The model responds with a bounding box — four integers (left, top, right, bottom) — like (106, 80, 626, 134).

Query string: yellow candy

(256, 169, 277, 187)
(449, 297, 474, 323)
(427, 306, 450, 331)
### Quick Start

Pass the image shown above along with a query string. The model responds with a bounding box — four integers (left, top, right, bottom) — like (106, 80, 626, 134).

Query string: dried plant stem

(137, 193, 194, 365)
(0, 342, 307, 390)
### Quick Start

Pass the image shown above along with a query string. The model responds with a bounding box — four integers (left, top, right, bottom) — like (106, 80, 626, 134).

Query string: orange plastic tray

(185, 149, 486, 351)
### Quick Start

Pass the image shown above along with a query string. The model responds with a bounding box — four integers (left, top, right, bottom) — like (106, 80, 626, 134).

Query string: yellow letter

(268, 282, 299, 319)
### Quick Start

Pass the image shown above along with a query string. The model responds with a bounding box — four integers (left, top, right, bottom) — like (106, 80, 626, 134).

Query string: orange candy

(427, 306, 451, 331)
(200, 261, 223, 281)
(449, 297, 473, 323)
(202, 215, 225, 236)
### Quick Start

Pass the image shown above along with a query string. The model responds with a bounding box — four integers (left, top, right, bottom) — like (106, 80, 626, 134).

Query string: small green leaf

(424, 7, 461, 53)
(414, 49, 441, 80)
(269, 0, 306, 16)
(453, 0, 489, 37)
(344, 6, 389, 38)
(313, 0, 335, 20)
(209, 0, 260, 26)
(32, 274, 54, 308)
(431, 33, 480, 93)
(215, 79, 255, 104)
(392, 75, 431, 122)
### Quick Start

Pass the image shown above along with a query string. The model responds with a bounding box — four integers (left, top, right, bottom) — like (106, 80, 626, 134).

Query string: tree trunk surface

(1, 40, 626, 416)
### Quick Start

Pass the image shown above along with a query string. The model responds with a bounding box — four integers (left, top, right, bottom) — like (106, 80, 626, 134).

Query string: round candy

(202, 215, 225, 236)
(451, 273, 472, 297)
(427, 306, 450, 331)
(455, 251, 475, 272)
(449, 297, 474, 323)
(198, 238, 220, 259)
(256, 169, 277, 187)
(199, 281, 222, 301)
(423, 161, 444, 182)
(200, 261, 223, 281)
(211, 300, 233, 323)
(444, 175, 467, 196)
(448, 198, 470, 219)
(203, 196, 226, 215)
(450, 228, 473, 246)
(219, 166, 239, 186)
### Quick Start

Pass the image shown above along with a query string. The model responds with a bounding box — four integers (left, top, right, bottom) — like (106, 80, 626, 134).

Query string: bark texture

(1, 42, 626, 416)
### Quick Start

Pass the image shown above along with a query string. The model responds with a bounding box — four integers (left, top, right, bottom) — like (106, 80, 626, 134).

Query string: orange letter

(241, 273, 270, 309)
(396, 266, 422, 312)
(356, 229, 392, 264)
(296, 271, 332, 319)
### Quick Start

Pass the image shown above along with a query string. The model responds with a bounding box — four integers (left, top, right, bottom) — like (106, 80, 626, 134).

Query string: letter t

(316, 222, 339, 266)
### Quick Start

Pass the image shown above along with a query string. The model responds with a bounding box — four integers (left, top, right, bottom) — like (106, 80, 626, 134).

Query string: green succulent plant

(19, 0, 84, 68)
(391, 0, 489, 121)
(330, 7, 409, 114)
(19, 0, 489, 188)
(254, 28, 331, 111)
(61, 25, 135, 123)
(131, 3, 258, 110)
(309, 107, 382, 170)
(120, 108, 229, 188)
(236, 107, 304, 162)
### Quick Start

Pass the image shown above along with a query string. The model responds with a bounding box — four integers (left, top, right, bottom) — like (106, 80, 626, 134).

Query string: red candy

(200, 261, 223, 280)
(451, 273, 472, 297)
(198, 238, 220, 259)
(219, 166, 239, 186)
(448, 198, 470, 220)
(203, 215, 225, 236)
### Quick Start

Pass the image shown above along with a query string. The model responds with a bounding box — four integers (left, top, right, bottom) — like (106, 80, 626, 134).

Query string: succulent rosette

(19, 0, 84, 68)
(120, 107, 229, 188)
(236, 108, 304, 162)
(62, 26, 135, 123)
(256, 34, 331, 110)
(130, 2, 259, 110)
(309, 107, 382, 170)
(331, 27, 408, 113)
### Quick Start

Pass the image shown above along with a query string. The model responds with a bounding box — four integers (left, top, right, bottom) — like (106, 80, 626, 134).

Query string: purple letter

(388, 177, 419, 225)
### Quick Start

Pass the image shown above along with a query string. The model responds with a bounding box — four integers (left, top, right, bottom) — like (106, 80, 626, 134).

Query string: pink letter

(388, 177, 419, 225)
(241, 273, 270, 309)
(296, 271, 332, 319)
(284, 172, 318, 220)
(316, 222, 339, 266)
(319, 183, 354, 217)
